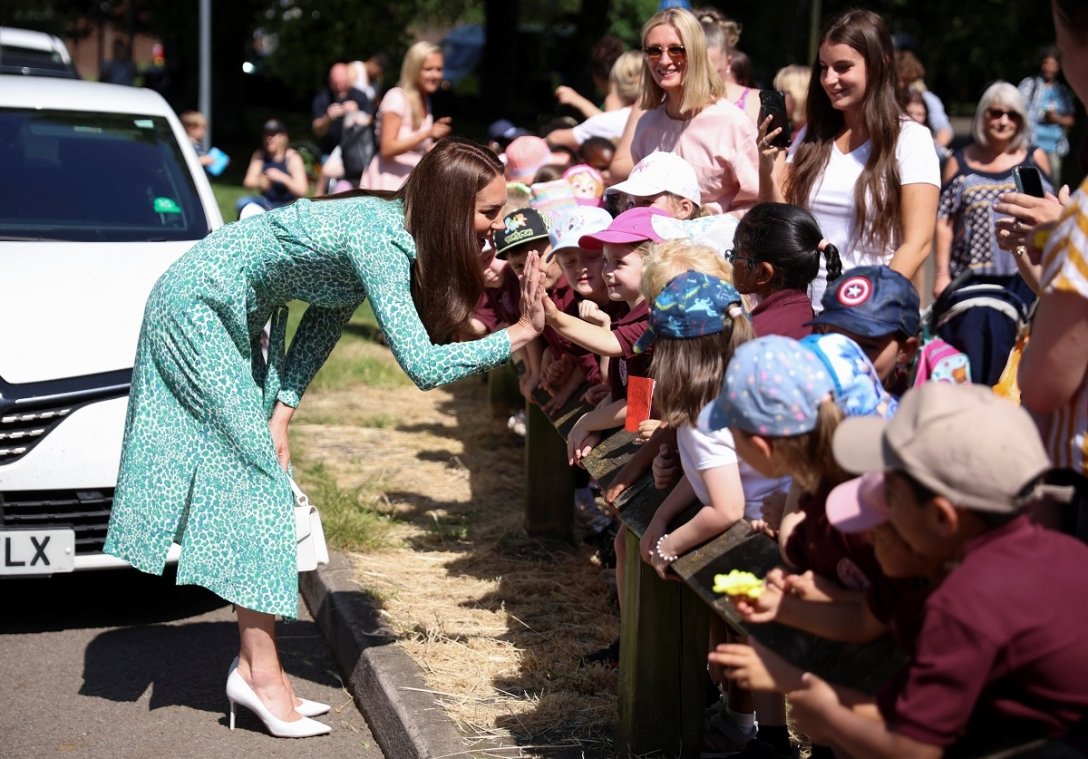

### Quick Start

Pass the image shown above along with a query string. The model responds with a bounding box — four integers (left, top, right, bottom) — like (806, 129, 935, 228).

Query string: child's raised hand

(578, 300, 610, 328)
(651, 443, 680, 491)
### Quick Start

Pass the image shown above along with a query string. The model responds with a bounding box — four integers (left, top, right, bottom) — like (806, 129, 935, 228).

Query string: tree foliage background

(0, 1, 1067, 128)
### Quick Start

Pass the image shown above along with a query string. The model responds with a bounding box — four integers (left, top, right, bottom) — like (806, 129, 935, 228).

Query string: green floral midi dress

(103, 196, 510, 618)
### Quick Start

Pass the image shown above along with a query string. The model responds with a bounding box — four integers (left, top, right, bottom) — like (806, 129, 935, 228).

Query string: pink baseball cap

(826, 471, 890, 534)
(578, 206, 669, 250)
(505, 136, 552, 182)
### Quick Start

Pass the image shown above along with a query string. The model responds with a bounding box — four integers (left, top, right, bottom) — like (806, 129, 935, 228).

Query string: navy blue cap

(808, 266, 920, 338)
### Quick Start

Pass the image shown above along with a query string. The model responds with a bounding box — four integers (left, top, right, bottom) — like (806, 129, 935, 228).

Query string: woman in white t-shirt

(758, 9, 939, 309)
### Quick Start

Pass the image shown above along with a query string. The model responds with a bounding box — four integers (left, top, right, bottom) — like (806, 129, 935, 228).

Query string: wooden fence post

(524, 400, 575, 540)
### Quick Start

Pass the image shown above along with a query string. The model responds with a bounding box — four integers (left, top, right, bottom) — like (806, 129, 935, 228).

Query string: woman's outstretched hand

(508, 252, 547, 352)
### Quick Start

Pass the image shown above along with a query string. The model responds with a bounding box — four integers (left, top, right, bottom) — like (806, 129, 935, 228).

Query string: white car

(0, 26, 78, 78)
(0, 77, 223, 575)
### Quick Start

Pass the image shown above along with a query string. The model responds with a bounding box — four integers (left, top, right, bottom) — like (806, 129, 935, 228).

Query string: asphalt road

(0, 567, 385, 758)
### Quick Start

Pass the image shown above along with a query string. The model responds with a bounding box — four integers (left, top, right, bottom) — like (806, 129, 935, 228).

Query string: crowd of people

(109, 0, 1088, 755)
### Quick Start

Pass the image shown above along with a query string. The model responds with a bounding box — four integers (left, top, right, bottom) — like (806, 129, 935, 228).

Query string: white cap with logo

(605, 151, 702, 206)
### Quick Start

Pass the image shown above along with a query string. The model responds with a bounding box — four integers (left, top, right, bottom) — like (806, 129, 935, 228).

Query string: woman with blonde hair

(609, 7, 759, 213)
(361, 41, 452, 190)
(935, 81, 1050, 298)
(773, 64, 811, 142)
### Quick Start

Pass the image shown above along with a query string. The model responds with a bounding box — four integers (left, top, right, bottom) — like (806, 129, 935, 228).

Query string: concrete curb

(300, 551, 468, 759)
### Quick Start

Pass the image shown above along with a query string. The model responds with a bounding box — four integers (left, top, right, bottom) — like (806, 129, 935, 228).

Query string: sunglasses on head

(985, 107, 1021, 121)
(643, 45, 686, 62)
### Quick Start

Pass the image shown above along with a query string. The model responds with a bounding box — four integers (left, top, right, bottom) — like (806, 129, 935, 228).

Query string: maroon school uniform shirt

(608, 300, 652, 403)
(785, 479, 920, 602)
(877, 515, 1088, 750)
(750, 288, 814, 340)
(474, 265, 521, 334)
(542, 277, 603, 384)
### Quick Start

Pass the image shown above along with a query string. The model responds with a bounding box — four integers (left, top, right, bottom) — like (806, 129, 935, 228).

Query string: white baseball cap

(547, 206, 614, 258)
(605, 151, 702, 206)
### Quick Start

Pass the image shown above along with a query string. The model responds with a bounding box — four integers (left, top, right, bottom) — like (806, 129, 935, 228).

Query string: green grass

(210, 182, 248, 222)
(292, 460, 398, 553)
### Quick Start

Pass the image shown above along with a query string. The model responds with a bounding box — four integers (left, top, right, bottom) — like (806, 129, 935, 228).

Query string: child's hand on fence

(786, 673, 841, 744)
(636, 419, 663, 443)
(578, 299, 611, 328)
(651, 444, 680, 490)
(748, 519, 778, 539)
(542, 381, 576, 415)
(542, 353, 573, 390)
(567, 415, 601, 466)
(711, 639, 804, 693)
(581, 383, 610, 405)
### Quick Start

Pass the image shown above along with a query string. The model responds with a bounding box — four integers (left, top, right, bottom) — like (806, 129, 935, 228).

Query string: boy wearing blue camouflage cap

(808, 265, 920, 394)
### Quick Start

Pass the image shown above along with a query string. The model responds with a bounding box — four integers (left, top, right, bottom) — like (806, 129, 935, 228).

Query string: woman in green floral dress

(103, 137, 546, 737)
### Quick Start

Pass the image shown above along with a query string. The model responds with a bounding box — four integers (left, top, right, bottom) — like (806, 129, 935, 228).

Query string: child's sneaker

(702, 708, 757, 758)
(506, 409, 527, 437)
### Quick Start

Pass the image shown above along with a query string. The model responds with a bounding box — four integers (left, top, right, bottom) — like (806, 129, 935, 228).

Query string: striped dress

(1038, 177, 1088, 472)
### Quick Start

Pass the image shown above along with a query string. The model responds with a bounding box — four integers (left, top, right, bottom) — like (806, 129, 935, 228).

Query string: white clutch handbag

(292, 477, 329, 572)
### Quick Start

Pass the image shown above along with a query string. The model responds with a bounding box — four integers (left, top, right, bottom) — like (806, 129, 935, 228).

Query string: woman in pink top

(610, 8, 759, 214)
(361, 41, 452, 190)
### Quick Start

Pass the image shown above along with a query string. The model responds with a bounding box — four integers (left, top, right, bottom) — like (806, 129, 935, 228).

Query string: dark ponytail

(733, 202, 833, 291)
(822, 241, 843, 282)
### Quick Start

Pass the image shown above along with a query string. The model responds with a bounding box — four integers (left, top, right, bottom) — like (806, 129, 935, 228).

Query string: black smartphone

(758, 90, 792, 149)
(1013, 166, 1046, 198)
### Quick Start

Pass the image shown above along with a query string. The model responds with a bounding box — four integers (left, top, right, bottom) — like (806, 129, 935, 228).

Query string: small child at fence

(808, 265, 921, 395)
(545, 207, 668, 464)
(547, 206, 620, 408)
(494, 207, 588, 410)
(785, 383, 1088, 757)
(699, 333, 902, 757)
(605, 150, 703, 219)
(729, 203, 843, 340)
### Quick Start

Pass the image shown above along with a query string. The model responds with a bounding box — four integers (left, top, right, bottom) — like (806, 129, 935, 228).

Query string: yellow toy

(712, 569, 764, 599)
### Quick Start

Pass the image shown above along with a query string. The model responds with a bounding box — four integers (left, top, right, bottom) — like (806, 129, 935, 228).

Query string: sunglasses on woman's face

(985, 107, 1021, 121)
(643, 45, 686, 63)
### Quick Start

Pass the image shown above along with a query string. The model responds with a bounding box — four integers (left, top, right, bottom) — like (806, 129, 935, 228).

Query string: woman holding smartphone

(609, 7, 759, 214)
(934, 82, 1051, 298)
(757, 9, 939, 310)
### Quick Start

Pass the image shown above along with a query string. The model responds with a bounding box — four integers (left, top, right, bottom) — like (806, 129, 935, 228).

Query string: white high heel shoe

(226, 670, 331, 738)
(228, 657, 331, 718)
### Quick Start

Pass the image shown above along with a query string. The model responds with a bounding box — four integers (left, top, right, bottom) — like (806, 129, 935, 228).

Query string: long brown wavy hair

(786, 9, 902, 255)
(317, 137, 503, 344)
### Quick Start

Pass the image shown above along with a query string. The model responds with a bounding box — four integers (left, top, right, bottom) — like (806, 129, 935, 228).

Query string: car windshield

(0, 108, 211, 242)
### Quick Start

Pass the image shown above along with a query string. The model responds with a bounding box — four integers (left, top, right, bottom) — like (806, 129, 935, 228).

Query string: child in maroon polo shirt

(729, 203, 843, 340)
(543, 206, 667, 465)
(787, 383, 1088, 757)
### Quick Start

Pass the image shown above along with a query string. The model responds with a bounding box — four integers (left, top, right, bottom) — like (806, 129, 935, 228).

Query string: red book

(625, 376, 655, 432)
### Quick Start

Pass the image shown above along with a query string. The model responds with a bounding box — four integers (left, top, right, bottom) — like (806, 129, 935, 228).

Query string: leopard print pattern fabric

(103, 196, 510, 618)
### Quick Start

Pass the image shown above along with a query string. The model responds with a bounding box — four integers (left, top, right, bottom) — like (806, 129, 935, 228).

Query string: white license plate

(0, 529, 76, 575)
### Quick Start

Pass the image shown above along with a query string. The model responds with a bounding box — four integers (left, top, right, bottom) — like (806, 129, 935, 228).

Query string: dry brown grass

(291, 355, 620, 757)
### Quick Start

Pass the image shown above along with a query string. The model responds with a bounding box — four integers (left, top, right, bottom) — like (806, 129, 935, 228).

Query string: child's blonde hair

(761, 400, 848, 492)
(640, 239, 731, 302)
(180, 110, 207, 130)
(641, 241, 752, 427)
